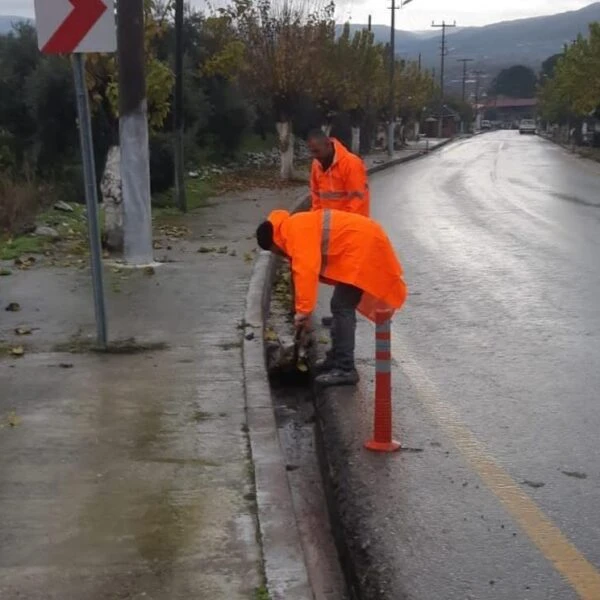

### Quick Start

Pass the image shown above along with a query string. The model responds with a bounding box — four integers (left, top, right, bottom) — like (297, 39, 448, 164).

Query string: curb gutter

(243, 136, 457, 600)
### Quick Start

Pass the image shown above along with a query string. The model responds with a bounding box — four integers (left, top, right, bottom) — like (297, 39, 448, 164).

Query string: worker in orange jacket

(307, 129, 371, 329)
(256, 209, 407, 387)
(307, 129, 370, 217)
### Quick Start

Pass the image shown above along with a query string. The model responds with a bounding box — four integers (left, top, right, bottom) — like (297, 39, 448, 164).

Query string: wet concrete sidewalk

(0, 186, 303, 599)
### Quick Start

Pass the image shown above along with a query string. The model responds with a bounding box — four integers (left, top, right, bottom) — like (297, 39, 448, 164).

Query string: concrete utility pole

(431, 20, 456, 138)
(118, 0, 154, 265)
(457, 58, 474, 102)
(174, 0, 186, 212)
(368, 14, 372, 31)
(473, 69, 484, 130)
(457, 58, 474, 133)
(388, 0, 414, 157)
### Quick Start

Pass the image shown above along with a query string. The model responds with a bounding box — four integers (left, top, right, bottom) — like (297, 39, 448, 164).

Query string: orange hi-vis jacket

(310, 138, 370, 217)
(268, 209, 407, 322)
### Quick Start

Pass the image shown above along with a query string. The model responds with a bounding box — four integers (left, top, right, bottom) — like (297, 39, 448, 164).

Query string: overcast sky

(2, 0, 595, 29)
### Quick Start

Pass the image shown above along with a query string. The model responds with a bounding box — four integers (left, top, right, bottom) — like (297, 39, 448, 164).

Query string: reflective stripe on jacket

(310, 138, 370, 217)
(267, 209, 407, 321)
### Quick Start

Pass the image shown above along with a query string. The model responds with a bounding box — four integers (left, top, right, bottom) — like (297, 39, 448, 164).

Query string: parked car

(519, 119, 537, 135)
(481, 120, 492, 130)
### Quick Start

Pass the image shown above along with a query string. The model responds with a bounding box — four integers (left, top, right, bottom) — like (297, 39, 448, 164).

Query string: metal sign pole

(72, 53, 108, 349)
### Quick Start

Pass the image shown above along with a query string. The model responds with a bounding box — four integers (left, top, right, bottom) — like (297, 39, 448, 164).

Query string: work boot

(321, 316, 333, 327)
(315, 368, 360, 388)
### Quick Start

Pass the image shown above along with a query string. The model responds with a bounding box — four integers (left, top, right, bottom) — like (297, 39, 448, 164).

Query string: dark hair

(306, 128, 329, 143)
(256, 221, 274, 251)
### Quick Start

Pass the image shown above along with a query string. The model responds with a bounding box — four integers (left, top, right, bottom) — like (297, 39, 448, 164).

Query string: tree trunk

(101, 145, 123, 252)
(351, 127, 360, 155)
(276, 121, 294, 180)
(118, 0, 154, 265)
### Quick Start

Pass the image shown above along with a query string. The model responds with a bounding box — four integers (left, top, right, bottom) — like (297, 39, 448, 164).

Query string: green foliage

(538, 22, 600, 122)
(489, 65, 537, 98)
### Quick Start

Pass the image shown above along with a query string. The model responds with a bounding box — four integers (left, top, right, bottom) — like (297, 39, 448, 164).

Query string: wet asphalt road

(317, 132, 600, 599)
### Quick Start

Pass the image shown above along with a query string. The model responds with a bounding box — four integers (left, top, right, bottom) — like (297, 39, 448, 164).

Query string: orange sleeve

(344, 157, 370, 217)
(289, 230, 321, 314)
(310, 161, 321, 211)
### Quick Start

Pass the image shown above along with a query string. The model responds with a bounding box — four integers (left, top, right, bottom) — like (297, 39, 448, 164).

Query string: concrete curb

(366, 137, 455, 175)
(243, 247, 313, 600)
(244, 136, 459, 599)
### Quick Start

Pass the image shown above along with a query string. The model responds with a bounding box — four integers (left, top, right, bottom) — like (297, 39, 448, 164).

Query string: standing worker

(256, 209, 407, 387)
(306, 129, 371, 331)
(307, 129, 370, 217)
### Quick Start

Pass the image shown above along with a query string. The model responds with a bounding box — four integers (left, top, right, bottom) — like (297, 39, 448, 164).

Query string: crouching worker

(256, 209, 408, 387)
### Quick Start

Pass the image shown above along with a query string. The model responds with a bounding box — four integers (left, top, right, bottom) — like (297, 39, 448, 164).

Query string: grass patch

(0, 202, 102, 264)
(153, 178, 216, 219)
(0, 235, 47, 261)
(238, 133, 277, 154)
(255, 586, 271, 600)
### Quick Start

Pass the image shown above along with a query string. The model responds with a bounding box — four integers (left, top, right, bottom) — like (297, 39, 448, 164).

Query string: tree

(538, 23, 600, 125)
(85, 0, 175, 132)
(489, 65, 537, 98)
(223, 0, 335, 179)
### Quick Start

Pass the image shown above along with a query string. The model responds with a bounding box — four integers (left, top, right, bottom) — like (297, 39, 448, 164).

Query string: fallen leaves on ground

(15, 327, 32, 336)
(10, 346, 25, 357)
(0, 269, 11, 276)
(5, 302, 21, 312)
(1, 412, 22, 429)
(156, 224, 190, 239)
(144, 266, 155, 276)
(14, 256, 36, 270)
(211, 168, 309, 194)
(264, 328, 279, 342)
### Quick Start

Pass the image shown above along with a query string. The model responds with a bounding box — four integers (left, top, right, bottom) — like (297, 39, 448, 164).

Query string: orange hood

(267, 210, 291, 253)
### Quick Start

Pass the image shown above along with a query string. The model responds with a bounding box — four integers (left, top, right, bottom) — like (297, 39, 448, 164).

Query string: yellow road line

(395, 347, 600, 599)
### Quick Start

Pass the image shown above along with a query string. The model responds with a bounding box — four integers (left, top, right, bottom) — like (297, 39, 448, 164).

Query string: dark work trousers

(330, 283, 363, 371)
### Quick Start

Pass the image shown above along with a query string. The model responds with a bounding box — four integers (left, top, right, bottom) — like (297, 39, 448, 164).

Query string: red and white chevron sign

(34, 0, 116, 54)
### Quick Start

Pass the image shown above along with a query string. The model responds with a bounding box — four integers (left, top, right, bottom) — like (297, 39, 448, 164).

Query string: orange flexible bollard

(364, 309, 401, 453)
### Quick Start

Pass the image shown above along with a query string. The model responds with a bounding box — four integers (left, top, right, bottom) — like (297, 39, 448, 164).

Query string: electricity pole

(457, 58, 473, 133)
(457, 58, 474, 102)
(118, 0, 154, 265)
(474, 69, 484, 130)
(388, 0, 398, 157)
(368, 14, 372, 31)
(388, 0, 414, 157)
(431, 20, 456, 138)
(174, 0, 186, 212)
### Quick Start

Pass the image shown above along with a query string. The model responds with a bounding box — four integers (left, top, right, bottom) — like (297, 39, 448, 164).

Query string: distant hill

(0, 15, 31, 35)
(341, 2, 600, 93)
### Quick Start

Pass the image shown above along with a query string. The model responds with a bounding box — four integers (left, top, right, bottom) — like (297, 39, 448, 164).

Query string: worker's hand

(294, 312, 311, 332)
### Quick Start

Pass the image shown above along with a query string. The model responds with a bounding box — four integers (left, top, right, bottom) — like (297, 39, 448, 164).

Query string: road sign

(34, 0, 115, 347)
(34, 0, 116, 55)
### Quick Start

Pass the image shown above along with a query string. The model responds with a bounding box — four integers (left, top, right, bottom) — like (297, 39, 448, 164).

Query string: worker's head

(256, 220, 275, 251)
(257, 210, 290, 256)
(307, 129, 334, 166)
